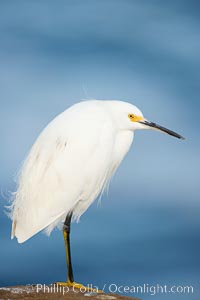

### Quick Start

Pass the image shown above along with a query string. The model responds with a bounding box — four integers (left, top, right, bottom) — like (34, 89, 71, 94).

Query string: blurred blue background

(0, 1, 200, 299)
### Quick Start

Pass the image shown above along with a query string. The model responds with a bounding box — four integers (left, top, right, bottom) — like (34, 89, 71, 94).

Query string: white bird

(10, 100, 184, 289)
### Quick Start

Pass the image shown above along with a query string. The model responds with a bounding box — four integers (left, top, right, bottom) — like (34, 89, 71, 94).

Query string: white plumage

(11, 100, 183, 243)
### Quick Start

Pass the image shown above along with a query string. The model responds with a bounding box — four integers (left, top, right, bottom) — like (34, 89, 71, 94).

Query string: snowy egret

(10, 100, 184, 289)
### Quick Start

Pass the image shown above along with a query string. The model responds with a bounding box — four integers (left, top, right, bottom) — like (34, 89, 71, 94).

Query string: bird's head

(107, 101, 185, 139)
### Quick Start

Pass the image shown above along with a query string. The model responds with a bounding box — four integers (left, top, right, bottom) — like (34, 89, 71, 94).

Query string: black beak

(139, 120, 185, 140)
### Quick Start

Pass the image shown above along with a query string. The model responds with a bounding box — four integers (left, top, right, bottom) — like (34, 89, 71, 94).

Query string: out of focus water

(0, 1, 200, 299)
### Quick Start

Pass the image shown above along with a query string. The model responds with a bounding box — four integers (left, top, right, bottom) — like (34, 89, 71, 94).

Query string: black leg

(56, 213, 103, 293)
(63, 212, 74, 283)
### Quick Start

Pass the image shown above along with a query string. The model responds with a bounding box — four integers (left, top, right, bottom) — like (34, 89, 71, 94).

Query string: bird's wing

(11, 102, 115, 243)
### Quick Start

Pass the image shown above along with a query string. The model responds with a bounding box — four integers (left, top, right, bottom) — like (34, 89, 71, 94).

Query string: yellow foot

(55, 281, 103, 293)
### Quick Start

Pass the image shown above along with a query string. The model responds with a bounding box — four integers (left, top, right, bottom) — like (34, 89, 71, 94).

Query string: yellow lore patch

(128, 114, 144, 122)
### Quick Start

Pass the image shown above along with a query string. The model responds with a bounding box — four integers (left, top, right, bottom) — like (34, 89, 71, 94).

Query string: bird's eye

(128, 114, 135, 119)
